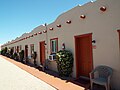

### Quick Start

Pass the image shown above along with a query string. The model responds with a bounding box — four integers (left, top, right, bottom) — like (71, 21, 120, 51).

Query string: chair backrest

(95, 65, 113, 78)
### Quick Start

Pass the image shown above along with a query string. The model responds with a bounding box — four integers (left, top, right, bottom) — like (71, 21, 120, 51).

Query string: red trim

(50, 38, 58, 54)
(118, 30, 120, 48)
(74, 33, 93, 78)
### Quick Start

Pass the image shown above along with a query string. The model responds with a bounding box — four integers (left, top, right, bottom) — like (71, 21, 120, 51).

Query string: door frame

(39, 41, 45, 65)
(117, 30, 120, 48)
(74, 33, 93, 78)
(25, 45, 28, 58)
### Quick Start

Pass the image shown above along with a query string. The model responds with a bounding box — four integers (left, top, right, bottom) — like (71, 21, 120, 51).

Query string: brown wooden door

(17, 46, 19, 53)
(39, 41, 45, 65)
(25, 45, 28, 58)
(75, 33, 93, 78)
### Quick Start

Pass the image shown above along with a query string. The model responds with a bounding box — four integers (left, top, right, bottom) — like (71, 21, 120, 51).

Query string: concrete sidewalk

(0, 56, 56, 90)
(0, 55, 85, 90)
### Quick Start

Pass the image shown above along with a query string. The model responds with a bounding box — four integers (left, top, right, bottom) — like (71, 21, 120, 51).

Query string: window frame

(19, 45, 22, 51)
(50, 38, 58, 54)
(30, 44, 34, 56)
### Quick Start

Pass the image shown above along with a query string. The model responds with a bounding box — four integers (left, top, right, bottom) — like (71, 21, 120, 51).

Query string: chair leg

(108, 83, 110, 90)
(105, 84, 109, 90)
(90, 82, 93, 90)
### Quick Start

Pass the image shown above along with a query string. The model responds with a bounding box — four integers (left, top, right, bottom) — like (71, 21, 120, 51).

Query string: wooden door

(25, 45, 28, 58)
(39, 41, 45, 65)
(17, 46, 19, 53)
(75, 33, 93, 78)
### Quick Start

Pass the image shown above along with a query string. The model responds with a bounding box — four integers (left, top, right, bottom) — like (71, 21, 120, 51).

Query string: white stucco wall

(1, 0, 120, 89)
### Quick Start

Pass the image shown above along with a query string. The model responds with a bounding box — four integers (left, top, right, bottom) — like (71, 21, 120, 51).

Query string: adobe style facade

(1, 0, 120, 89)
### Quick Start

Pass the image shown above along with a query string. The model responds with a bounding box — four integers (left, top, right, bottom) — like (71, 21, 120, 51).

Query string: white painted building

(1, 0, 120, 89)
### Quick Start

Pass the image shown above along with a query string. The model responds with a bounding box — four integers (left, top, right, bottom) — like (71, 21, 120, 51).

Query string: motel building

(1, 0, 120, 90)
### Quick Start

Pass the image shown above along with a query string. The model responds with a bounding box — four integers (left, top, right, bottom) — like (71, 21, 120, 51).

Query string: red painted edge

(118, 30, 120, 48)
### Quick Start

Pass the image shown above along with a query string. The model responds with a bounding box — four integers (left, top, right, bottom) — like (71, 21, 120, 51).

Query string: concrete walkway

(0, 56, 56, 90)
(0, 55, 85, 90)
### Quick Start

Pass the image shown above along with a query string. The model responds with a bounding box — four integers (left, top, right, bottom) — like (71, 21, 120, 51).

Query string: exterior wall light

(49, 28, 53, 30)
(92, 40, 96, 43)
(80, 15, 86, 19)
(56, 24, 61, 27)
(66, 20, 71, 24)
(62, 43, 65, 50)
(100, 6, 106, 12)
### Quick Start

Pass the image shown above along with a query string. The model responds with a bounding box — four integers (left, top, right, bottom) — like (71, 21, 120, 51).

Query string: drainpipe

(44, 23, 48, 69)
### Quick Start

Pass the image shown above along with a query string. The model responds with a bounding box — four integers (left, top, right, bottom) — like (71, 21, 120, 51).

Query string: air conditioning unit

(48, 54, 56, 61)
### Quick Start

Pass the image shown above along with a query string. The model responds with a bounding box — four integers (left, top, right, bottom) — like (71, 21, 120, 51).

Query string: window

(30, 44, 34, 55)
(50, 38, 58, 53)
(15, 46, 16, 52)
(19, 45, 22, 51)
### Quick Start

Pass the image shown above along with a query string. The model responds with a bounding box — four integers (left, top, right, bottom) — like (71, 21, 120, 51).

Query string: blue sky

(0, 0, 91, 45)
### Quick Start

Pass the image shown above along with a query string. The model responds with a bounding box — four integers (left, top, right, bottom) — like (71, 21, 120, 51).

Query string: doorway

(75, 33, 93, 78)
(25, 45, 28, 58)
(39, 41, 45, 65)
